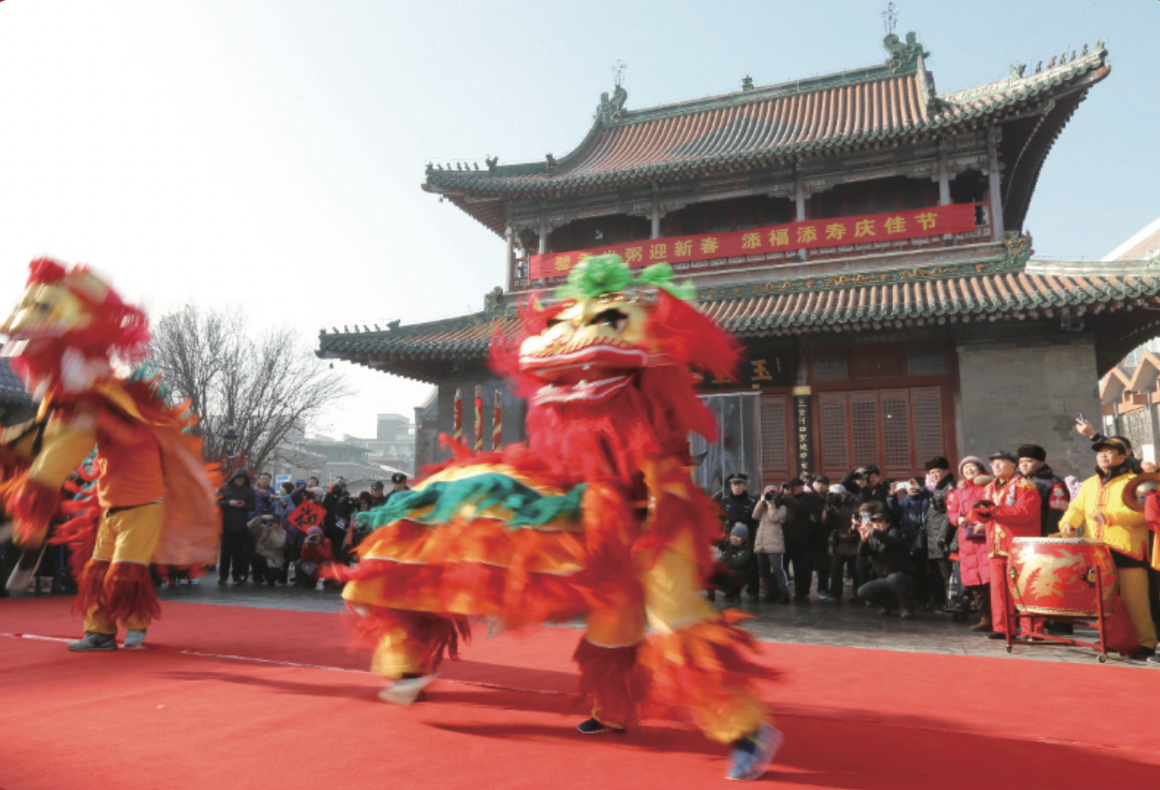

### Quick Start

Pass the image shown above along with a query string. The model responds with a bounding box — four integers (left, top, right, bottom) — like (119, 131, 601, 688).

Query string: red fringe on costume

(73, 558, 109, 617)
(639, 611, 774, 723)
(348, 606, 470, 675)
(73, 559, 161, 624)
(2, 476, 61, 547)
(573, 639, 650, 729)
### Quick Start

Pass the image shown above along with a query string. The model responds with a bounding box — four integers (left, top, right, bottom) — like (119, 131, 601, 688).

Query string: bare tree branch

(147, 303, 353, 471)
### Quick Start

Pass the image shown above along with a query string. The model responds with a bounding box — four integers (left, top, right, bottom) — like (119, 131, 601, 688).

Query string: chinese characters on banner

(529, 203, 977, 280)
(701, 353, 792, 390)
(792, 386, 813, 475)
(286, 501, 327, 532)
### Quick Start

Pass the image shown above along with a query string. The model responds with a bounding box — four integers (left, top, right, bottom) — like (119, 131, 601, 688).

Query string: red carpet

(2, 597, 1158, 789)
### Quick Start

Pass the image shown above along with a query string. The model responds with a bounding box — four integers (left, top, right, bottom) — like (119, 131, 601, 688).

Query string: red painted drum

(1007, 538, 1117, 617)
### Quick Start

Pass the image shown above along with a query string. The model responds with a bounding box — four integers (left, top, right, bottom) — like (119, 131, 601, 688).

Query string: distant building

(321, 32, 1160, 484)
(1097, 216, 1160, 462)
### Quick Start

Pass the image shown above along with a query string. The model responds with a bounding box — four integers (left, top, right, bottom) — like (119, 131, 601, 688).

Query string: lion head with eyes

(492, 255, 740, 482)
(1, 259, 150, 401)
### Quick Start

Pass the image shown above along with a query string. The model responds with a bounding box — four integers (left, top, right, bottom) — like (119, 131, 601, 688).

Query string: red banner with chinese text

(529, 203, 977, 280)
(286, 501, 326, 532)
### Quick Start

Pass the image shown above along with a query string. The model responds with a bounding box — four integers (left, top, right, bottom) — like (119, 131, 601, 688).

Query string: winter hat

(1016, 444, 1047, 462)
(829, 483, 847, 495)
(306, 526, 323, 538)
(958, 456, 986, 477)
(730, 523, 749, 541)
(924, 456, 950, 471)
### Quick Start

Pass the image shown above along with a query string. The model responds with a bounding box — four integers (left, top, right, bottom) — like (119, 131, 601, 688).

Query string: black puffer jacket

(782, 491, 821, 546)
(859, 525, 912, 579)
(925, 474, 957, 559)
(217, 468, 256, 532)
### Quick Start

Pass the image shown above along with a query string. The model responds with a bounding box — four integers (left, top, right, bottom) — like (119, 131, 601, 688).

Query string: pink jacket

(949, 475, 992, 587)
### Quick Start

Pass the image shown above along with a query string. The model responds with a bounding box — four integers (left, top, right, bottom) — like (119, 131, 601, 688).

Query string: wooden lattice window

(815, 352, 849, 380)
(851, 396, 879, 468)
(881, 392, 911, 470)
(907, 346, 946, 375)
(820, 399, 849, 472)
(912, 388, 944, 464)
(760, 395, 788, 475)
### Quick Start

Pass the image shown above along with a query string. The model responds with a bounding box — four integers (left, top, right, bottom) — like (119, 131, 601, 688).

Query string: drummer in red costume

(1061, 437, 1157, 660)
(971, 451, 1043, 639)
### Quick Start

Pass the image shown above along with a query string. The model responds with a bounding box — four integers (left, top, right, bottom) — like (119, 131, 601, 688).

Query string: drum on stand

(1007, 537, 1116, 617)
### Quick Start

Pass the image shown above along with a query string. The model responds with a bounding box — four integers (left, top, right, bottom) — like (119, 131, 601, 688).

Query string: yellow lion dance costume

(334, 255, 781, 781)
(0, 259, 219, 651)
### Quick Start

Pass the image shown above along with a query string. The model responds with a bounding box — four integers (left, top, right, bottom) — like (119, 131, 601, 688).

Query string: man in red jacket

(973, 451, 1043, 639)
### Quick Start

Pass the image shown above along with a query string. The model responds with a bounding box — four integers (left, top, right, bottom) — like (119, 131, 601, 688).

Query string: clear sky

(0, 1, 1156, 437)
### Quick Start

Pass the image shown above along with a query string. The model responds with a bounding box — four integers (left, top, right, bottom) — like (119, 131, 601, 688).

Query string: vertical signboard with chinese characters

(792, 386, 813, 475)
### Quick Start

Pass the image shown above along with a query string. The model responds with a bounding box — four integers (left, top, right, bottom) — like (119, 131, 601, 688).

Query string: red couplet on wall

(529, 202, 978, 280)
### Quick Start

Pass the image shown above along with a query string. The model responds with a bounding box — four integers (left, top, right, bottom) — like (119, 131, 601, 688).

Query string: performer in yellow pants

(339, 255, 781, 781)
(1, 258, 219, 652)
(1059, 437, 1157, 656)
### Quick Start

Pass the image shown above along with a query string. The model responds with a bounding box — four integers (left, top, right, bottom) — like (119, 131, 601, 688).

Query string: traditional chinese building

(320, 33, 1160, 485)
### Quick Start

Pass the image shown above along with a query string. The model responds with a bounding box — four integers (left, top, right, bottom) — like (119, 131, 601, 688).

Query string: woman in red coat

(947, 456, 991, 631)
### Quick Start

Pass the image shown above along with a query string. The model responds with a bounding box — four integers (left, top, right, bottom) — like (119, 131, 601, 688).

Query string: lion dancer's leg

(354, 606, 470, 704)
(70, 503, 163, 652)
(640, 531, 782, 782)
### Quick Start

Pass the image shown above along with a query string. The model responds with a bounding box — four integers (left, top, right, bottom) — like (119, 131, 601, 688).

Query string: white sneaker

(189, 577, 200, 586)
(377, 674, 438, 705)
(39, 577, 54, 593)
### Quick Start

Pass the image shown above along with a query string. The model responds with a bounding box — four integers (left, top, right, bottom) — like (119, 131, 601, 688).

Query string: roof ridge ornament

(596, 84, 628, 126)
(883, 30, 928, 73)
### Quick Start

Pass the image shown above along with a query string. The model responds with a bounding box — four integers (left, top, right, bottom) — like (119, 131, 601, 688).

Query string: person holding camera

(247, 513, 287, 585)
(752, 486, 789, 603)
(781, 478, 820, 601)
(322, 478, 354, 566)
(295, 526, 333, 587)
(821, 485, 860, 602)
(923, 457, 957, 609)
(855, 502, 916, 618)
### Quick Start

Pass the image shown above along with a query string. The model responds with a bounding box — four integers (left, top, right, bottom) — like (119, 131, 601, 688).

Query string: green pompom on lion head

(553, 254, 632, 301)
(553, 255, 696, 302)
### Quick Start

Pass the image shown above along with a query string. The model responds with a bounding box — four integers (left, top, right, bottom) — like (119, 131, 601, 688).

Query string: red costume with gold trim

(1, 259, 219, 643)
(336, 256, 776, 761)
(976, 474, 1041, 636)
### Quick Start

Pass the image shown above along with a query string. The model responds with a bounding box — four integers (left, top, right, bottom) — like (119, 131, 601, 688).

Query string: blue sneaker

(726, 724, 783, 781)
(67, 633, 117, 652)
(123, 629, 147, 648)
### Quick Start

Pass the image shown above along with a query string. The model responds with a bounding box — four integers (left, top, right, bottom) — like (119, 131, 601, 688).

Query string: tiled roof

(701, 268, 1160, 335)
(317, 259, 1160, 383)
(426, 44, 1108, 198)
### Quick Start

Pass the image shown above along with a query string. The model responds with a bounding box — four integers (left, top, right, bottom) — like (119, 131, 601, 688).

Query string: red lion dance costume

(0, 259, 219, 651)
(336, 255, 781, 781)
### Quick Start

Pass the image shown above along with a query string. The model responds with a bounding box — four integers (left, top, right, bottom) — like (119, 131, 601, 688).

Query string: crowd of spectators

(710, 418, 1160, 663)
(210, 469, 410, 589)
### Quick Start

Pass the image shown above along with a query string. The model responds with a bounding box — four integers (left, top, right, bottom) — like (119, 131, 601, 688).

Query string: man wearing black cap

(385, 472, 410, 504)
(973, 451, 1043, 639)
(841, 465, 890, 507)
(1058, 437, 1157, 658)
(714, 474, 759, 600)
(369, 481, 388, 508)
(1015, 444, 1070, 537)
